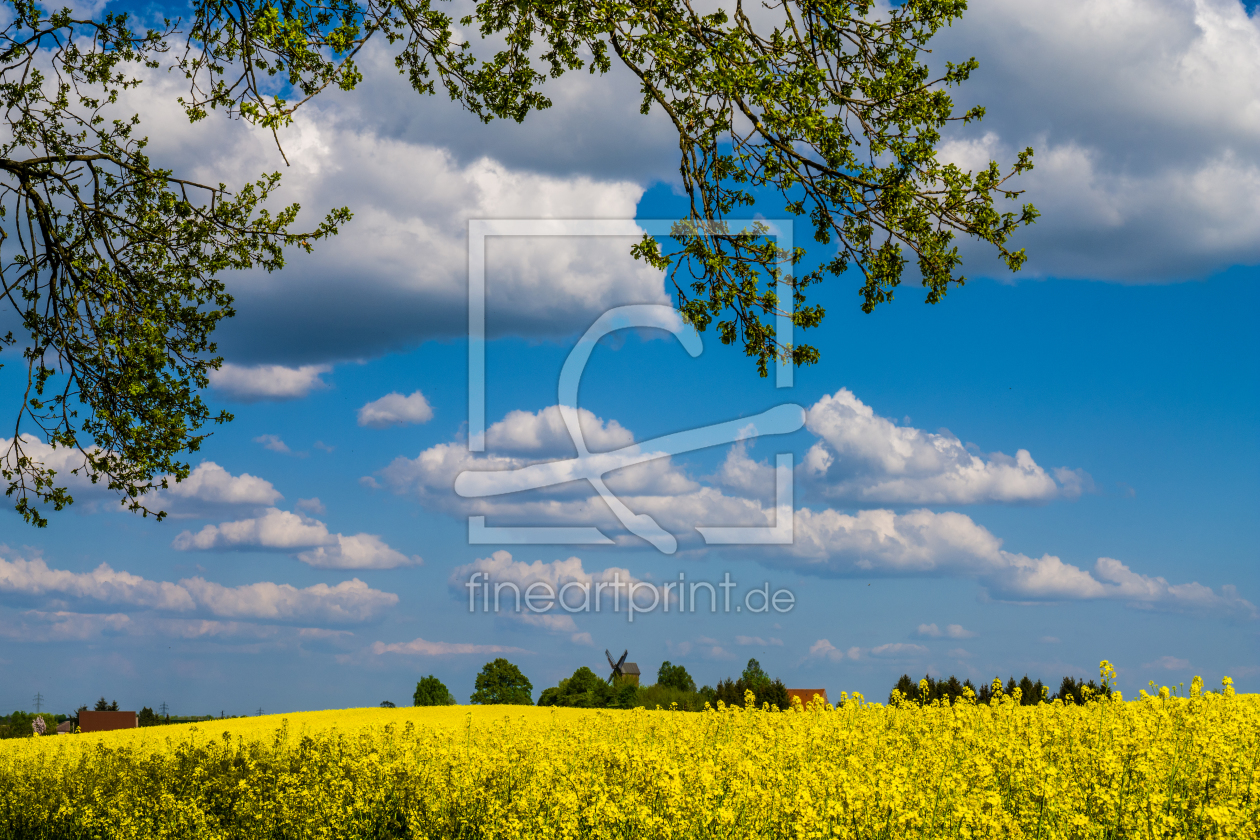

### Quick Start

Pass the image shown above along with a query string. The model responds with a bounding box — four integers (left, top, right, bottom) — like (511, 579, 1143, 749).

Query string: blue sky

(1, 0, 1258, 715)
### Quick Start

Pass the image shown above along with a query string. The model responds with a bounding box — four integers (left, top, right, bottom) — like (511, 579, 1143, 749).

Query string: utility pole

(256, 707, 264, 716)
(159, 702, 169, 716)
(32, 692, 43, 713)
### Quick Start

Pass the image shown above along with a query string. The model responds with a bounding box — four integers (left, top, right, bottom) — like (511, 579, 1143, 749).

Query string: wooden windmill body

(606, 649, 641, 687)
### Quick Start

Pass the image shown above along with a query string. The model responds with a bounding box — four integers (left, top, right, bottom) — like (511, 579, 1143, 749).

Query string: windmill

(606, 649, 641, 686)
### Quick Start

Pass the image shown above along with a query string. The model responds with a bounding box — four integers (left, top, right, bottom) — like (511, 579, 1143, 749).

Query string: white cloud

(254, 435, 292, 454)
(916, 622, 978, 639)
(0, 556, 194, 611)
(210, 364, 331, 400)
(782, 506, 1257, 616)
(369, 637, 532, 656)
(802, 389, 1076, 504)
(296, 497, 326, 515)
(158, 461, 282, 507)
(1144, 655, 1191, 671)
(372, 395, 1254, 617)
(107, 51, 671, 365)
(933, 0, 1260, 280)
(448, 550, 659, 610)
(0, 609, 361, 645)
(0, 610, 133, 641)
(735, 635, 784, 646)
(357, 391, 434, 428)
(947, 648, 974, 659)
(484, 406, 635, 455)
(807, 639, 845, 662)
(0, 554, 397, 624)
(296, 534, 421, 570)
(179, 577, 397, 623)
(172, 508, 418, 568)
(174, 508, 331, 550)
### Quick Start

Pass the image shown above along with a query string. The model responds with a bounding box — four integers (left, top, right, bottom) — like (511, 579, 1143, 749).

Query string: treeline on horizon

(411, 657, 797, 712)
(890, 673, 1115, 705)
(1, 697, 233, 739)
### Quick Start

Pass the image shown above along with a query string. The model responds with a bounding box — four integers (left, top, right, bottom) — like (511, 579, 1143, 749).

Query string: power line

(32, 692, 43, 713)
(256, 707, 264, 716)
(158, 702, 169, 716)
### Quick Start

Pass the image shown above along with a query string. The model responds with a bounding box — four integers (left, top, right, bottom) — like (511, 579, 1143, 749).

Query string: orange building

(786, 689, 829, 708)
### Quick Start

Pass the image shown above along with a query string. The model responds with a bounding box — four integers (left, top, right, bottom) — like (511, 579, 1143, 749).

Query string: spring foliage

(0, 670, 1254, 839)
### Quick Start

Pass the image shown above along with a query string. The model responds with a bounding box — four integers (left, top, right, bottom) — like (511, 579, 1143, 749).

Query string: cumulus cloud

(484, 406, 635, 455)
(254, 435, 292, 454)
(449, 550, 660, 613)
(0, 556, 194, 611)
(174, 508, 331, 550)
(179, 578, 397, 623)
(103, 49, 671, 365)
(0, 554, 397, 624)
(802, 389, 1079, 504)
(735, 635, 785, 646)
(807, 639, 846, 662)
(372, 395, 1253, 617)
(357, 391, 434, 428)
(916, 623, 977, 639)
(296, 497, 326, 515)
(0, 609, 133, 642)
(376, 405, 697, 514)
(780, 506, 1257, 617)
(0, 609, 360, 645)
(209, 364, 331, 400)
(296, 534, 421, 570)
(933, 0, 1260, 280)
(156, 461, 283, 510)
(369, 637, 532, 656)
(172, 508, 419, 569)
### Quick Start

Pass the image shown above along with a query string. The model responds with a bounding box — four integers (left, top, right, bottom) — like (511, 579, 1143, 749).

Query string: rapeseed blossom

(0, 666, 1254, 839)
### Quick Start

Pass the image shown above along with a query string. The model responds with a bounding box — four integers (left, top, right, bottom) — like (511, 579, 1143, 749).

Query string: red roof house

(786, 689, 829, 708)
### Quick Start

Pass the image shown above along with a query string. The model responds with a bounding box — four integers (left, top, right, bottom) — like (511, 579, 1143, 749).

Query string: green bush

(413, 676, 456, 706)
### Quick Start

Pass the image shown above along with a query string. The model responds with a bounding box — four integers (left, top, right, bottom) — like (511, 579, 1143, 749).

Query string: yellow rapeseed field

(0, 665, 1255, 840)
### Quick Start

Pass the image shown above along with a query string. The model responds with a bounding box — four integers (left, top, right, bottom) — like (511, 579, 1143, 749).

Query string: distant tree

(93, 698, 108, 712)
(1055, 676, 1109, 704)
(379, 701, 397, 708)
(657, 661, 697, 693)
(760, 679, 790, 711)
(891, 674, 918, 704)
(741, 659, 772, 694)
(138, 707, 158, 726)
(538, 667, 614, 708)
(891, 674, 978, 706)
(710, 674, 789, 710)
(413, 675, 455, 707)
(470, 659, 533, 705)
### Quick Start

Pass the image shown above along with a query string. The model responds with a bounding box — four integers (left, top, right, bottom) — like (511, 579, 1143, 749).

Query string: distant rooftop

(786, 689, 829, 707)
(621, 662, 641, 676)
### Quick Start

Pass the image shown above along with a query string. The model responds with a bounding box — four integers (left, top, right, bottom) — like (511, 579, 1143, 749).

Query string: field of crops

(1, 676, 1256, 840)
